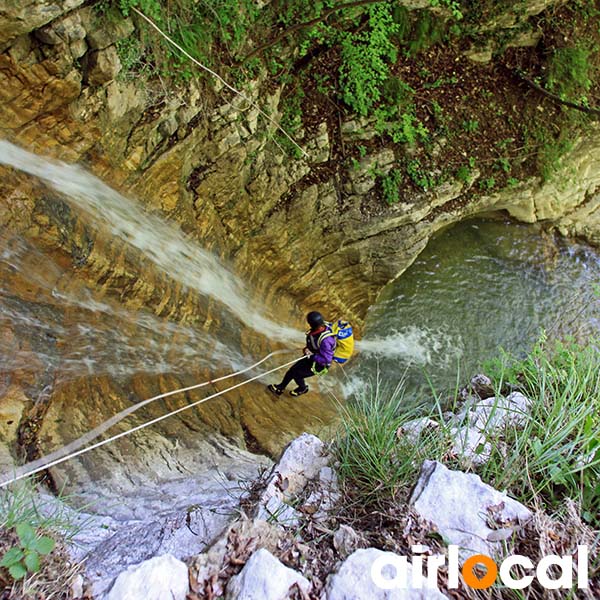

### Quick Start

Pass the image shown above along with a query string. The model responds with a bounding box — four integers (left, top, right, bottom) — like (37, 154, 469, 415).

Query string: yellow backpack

(329, 319, 354, 364)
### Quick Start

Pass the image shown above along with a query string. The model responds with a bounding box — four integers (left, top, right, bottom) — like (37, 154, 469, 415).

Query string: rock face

(324, 548, 449, 600)
(409, 461, 532, 561)
(85, 46, 121, 85)
(226, 548, 310, 600)
(449, 391, 531, 466)
(31, 439, 272, 597)
(0, 3, 600, 583)
(189, 518, 284, 598)
(0, 0, 87, 48)
(256, 433, 337, 525)
(106, 554, 189, 600)
(0, 385, 26, 471)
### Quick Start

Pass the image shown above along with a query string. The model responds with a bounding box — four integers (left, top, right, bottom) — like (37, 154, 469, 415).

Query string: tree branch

(516, 71, 600, 117)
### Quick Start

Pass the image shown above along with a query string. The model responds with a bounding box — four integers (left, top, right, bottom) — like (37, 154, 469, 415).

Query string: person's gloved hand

(311, 362, 329, 376)
(303, 347, 313, 357)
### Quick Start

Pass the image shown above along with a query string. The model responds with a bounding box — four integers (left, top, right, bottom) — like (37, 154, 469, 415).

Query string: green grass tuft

(334, 378, 448, 505)
(480, 336, 600, 526)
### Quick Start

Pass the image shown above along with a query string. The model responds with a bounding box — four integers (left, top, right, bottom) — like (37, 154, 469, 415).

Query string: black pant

(278, 357, 316, 390)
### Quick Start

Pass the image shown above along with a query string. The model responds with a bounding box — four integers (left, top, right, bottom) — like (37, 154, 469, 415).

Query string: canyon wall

(1, 0, 599, 491)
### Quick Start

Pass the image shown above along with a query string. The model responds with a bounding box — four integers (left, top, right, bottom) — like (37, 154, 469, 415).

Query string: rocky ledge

(79, 378, 596, 600)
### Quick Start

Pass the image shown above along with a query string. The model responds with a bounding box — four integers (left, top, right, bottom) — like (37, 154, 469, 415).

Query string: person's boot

(267, 384, 284, 396)
(290, 386, 309, 397)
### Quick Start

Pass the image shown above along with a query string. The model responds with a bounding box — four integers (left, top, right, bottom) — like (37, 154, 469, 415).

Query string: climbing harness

(0, 351, 303, 488)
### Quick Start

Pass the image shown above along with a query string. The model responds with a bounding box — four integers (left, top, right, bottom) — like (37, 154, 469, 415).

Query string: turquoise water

(353, 218, 600, 400)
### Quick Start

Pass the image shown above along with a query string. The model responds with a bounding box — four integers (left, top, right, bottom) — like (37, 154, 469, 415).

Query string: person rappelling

(268, 311, 334, 397)
(268, 311, 354, 397)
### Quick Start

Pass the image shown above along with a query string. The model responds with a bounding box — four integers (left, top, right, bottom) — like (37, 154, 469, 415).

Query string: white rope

(0, 352, 303, 488)
(130, 7, 309, 158)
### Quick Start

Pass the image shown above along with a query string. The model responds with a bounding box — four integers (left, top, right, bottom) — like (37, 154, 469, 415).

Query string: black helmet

(306, 311, 325, 329)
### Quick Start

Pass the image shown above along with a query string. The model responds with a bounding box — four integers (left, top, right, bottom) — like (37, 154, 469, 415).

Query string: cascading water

(0, 140, 429, 386)
(0, 235, 243, 382)
(0, 140, 299, 344)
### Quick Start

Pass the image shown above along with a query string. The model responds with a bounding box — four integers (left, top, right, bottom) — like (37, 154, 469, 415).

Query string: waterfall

(0, 140, 299, 345)
(0, 140, 434, 385)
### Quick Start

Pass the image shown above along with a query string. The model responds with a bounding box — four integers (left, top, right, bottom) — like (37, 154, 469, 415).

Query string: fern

(339, 2, 399, 116)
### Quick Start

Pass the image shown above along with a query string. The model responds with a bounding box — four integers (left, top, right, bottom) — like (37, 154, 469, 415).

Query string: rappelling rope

(0, 351, 303, 488)
(130, 7, 308, 158)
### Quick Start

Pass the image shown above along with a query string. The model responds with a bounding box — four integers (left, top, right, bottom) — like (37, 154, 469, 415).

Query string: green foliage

(525, 123, 575, 183)
(277, 0, 332, 28)
(406, 159, 436, 190)
(423, 74, 459, 89)
(336, 335, 600, 524)
(572, 0, 600, 22)
(338, 3, 399, 116)
(547, 45, 593, 103)
(115, 0, 261, 82)
(495, 157, 511, 173)
(1, 480, 87, 541)
(335, 333, 600, 526)
(481, 337, 600, 526)
(429, 0, 463, 20)
(118, 0, 162, 21)
(334, 381, 448, 504)
(115, 37, 154, 80)
(0, 523, 55, 580)
(391, 5, 412, 41)
(276, 87, 305, 157)
(381, 76, 414, 108)
(461, 119, 479, 133)
(455, 164, 473, 183)
(479, 176, 496, 191)
(373, 77, 429, 145)
(408, 10, 447, 55)
(376, 107, 429, 145)
(381, 169, 403, 205)
(313, 72, 332, 95)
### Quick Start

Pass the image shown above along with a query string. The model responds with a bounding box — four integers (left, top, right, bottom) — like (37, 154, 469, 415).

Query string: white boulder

(397, 418, 440, 444)
(257, 433, 331, 525)
(410, 461, 532, 561)
(450, 392, 531, 466)
(323, 548, 449, 599)
(226, 548, 310, 600)
(106, 554, 188, 600)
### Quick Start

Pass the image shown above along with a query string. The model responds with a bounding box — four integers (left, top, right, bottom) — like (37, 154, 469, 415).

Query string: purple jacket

(306, 328, 336, 367)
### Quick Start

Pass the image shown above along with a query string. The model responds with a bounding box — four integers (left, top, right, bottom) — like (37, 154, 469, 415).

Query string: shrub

(0, 481, 88, 595)
(0, 524, 54, 580)
(381, 169, 403, 205)
(408, 10, 447, 55)
(547, 45, 593, 102)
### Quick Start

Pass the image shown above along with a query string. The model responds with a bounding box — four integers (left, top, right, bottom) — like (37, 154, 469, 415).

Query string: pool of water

(351, 218, 600, 401)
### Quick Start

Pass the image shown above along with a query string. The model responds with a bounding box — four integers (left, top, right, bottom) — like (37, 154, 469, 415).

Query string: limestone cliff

(1, 0, 599, 496)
